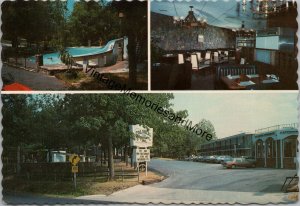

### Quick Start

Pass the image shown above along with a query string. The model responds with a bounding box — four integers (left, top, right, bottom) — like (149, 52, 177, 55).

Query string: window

(266, 139, 272, 158)
(256, 141, 263, 158)
(272, 140, 277, 158)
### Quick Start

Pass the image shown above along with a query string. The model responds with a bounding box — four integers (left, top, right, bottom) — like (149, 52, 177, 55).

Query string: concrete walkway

(77, 184, 292, 204)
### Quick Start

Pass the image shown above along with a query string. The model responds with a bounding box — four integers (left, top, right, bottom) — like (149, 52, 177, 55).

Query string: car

(202, 156, 210, 162)
(219, 155, 233, 164)
(224, 158, 256, 169)
(241, 156, 256, 164)
(215, 155, 225, 163)
(207, 155, 217, 163)
(193, 156, 203, 162)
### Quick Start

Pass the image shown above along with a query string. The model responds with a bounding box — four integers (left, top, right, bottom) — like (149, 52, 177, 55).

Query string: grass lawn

(55, 70, 147, 90)
(77, 72, 148, 90)
(3, 162, 163, 198)
(55, 71, 88, 84)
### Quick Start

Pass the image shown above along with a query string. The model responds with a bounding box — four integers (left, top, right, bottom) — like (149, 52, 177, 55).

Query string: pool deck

(40, 60, 129, 75)
(40, 64, 82, 75)
(96, 61, 129, 74)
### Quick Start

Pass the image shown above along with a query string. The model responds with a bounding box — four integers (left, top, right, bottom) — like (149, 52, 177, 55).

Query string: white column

(280, 139, 284, 169)
(254, 142, 257, 160)
(275, 140, 278, 168)
(264, 140, 267, 167)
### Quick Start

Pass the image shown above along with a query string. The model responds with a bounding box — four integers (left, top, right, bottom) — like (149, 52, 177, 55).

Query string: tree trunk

(108, 135, 115, 180)
(17, 145, 21, 175)
(104, 149, 107, 165)
(130, 147, 133, 167)
(124, 145, 129, 166)
(127, 33, 137, 88)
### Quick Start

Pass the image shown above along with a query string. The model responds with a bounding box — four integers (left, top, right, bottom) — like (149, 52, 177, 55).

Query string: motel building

(198, 123, 298, 169)
(254, 124, 298, 169)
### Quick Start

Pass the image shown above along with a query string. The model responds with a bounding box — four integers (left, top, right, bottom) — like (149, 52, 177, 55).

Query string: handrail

(255, 123, 298, 134)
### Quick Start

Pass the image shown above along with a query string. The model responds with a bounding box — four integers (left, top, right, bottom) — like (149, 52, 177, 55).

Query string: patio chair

(203, 51, 211, 65)
(178, 54, 185, 64)
(240, 58, 246, 65)
(191, 54, 198, 70)
(196, 52, 202, 63)
(213, 52, 219, 63)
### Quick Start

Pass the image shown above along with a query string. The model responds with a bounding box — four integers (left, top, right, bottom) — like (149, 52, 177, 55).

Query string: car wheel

(232, 165, 236, 169)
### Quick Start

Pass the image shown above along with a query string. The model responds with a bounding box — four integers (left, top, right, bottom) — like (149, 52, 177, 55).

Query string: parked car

(219, 155, 233, 164)
(241, 156, 256, 164)
(215, 156, 226, 163)
(224, 158, 256, 169)
(207, 155, 217, 163)
(202, 156, 210, 162)
(193, 156, 203, 162)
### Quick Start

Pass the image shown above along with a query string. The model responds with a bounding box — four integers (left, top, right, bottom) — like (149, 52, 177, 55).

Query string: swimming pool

(29, 39, 120, 65)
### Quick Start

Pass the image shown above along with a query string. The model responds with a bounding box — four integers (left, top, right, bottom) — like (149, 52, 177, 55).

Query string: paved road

(78, 159, 296, 204)
(149, 159, 295, 193)
(4, 159, 297, 204)
(2, 64, 67, 90)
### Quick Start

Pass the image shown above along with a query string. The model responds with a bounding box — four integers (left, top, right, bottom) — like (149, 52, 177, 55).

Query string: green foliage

(2, 94, 217, 158)
(67, 0, 120, 46)
(1, 0, 67, 51)
(59, 49, 74, 70)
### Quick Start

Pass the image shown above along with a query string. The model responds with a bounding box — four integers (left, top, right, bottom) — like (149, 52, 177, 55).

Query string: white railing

(255, 123, 298, 134)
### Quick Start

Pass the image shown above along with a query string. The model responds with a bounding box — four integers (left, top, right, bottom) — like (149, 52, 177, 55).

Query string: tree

(67, 0, 120, 46)
(2, 93, 217, 178)
(2, 0, 67, 50)
(111, 0, 147, 88)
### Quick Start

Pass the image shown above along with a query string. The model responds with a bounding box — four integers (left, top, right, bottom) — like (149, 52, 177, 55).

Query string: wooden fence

(19, 162, 139, 182)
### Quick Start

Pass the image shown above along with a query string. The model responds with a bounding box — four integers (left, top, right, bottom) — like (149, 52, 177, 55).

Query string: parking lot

(74, 158, 297, 204)
(149, 158, 296, 193)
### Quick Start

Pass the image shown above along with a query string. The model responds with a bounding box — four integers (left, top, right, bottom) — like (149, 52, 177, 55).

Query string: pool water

(28, 38, 119, 65)
(29, 47, 105, 65)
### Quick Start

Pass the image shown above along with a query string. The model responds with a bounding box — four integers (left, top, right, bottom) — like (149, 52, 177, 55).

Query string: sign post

(129, 125, 153, 177)
(145, 161, 148, 176)
(69, 154, 80, 191)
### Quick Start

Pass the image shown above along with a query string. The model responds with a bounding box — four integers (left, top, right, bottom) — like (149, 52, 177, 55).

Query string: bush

(65, 70, 78, 79)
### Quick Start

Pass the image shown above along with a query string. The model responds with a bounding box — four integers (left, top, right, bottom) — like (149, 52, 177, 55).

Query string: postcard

(1, 0, 299, 205)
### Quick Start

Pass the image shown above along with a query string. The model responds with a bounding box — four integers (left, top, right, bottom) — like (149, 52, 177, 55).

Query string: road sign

(72, 166, 78, 173)
(69, 154, 80, 165)
(129, 125, 153, 147)
(134, 148, 150, 162)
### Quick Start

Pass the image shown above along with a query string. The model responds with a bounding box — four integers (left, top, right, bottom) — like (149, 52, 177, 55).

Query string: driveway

(2, 64, 67, 90)
(77, 159, 296, 204)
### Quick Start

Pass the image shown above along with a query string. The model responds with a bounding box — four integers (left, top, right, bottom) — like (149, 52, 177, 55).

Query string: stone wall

(151, 12, 236, 51)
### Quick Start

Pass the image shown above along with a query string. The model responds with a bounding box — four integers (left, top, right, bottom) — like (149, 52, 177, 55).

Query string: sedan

(224, 158, 256, 169)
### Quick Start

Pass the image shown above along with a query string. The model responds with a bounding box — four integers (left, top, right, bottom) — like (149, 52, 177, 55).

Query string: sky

(171, 92, 299, 138)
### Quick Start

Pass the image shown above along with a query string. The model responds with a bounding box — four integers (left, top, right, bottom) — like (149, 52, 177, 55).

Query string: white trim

(275, 140, 278, 168)
(264, 140, 267, 167)
(280, 139, 283, 169)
